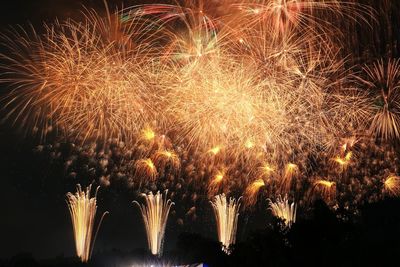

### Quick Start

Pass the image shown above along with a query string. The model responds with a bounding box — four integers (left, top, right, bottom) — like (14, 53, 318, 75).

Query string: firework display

(210, 194, 241, 254)
(66, 184, 108, 262)
(268, 195, 297, 228)
(356, 58, 400, 140)
(133, 190, 174, 256)
(1, 0, 400, 261)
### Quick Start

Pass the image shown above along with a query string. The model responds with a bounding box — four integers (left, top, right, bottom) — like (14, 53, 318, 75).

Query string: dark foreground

(1, 199, 399, 267)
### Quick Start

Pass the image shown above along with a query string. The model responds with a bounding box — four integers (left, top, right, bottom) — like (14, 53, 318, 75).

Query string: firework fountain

(268, 195, 297, 228)
(133, 191, 174, 257)
(210, 194, 241, 254)
(66, 184, 108, 262)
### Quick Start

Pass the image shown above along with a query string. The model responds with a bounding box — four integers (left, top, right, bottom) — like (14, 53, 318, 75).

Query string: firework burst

(312, 179, 336, 203)
(153, 150, 181, 171)
(135, 158, 158, 181)
(0, 9, 162, 144)
(279, 163, 299, 193)
(244, 178, 266, 208)
(384, 175, 400, 197)
(357, 58, 400, 140)
(0, 0, 391, 213)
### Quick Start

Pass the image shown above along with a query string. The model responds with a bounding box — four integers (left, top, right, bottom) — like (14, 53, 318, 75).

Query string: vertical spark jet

(268, 195, 297, 228)
(133, 190, 174, 257)
(66, 184, 108, 262)
(210, 193, 241, 254)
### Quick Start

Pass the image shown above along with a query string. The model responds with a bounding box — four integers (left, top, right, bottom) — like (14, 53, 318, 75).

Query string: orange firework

(210, 169, 225, 185)
(135, 158, 158, 181)
(0, 0, 373, 161)
(357, 58, 400, 140)
(244, 178, 266, 207)
(141, 127, 156, 142)
(313, 179, 336, 203)
(259, 163, 275, 177)
(280, 163, 299, 193)
(0, 8, 162, 145)
(384, 175, 400, 197)
(333, 152, 352, 167)
(153, 150, 181, 171)
(208, 169, 227, 195)
(208, 145, 222, 156)
(0, 0, 383, 210)
(332, 138, 354, 171)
